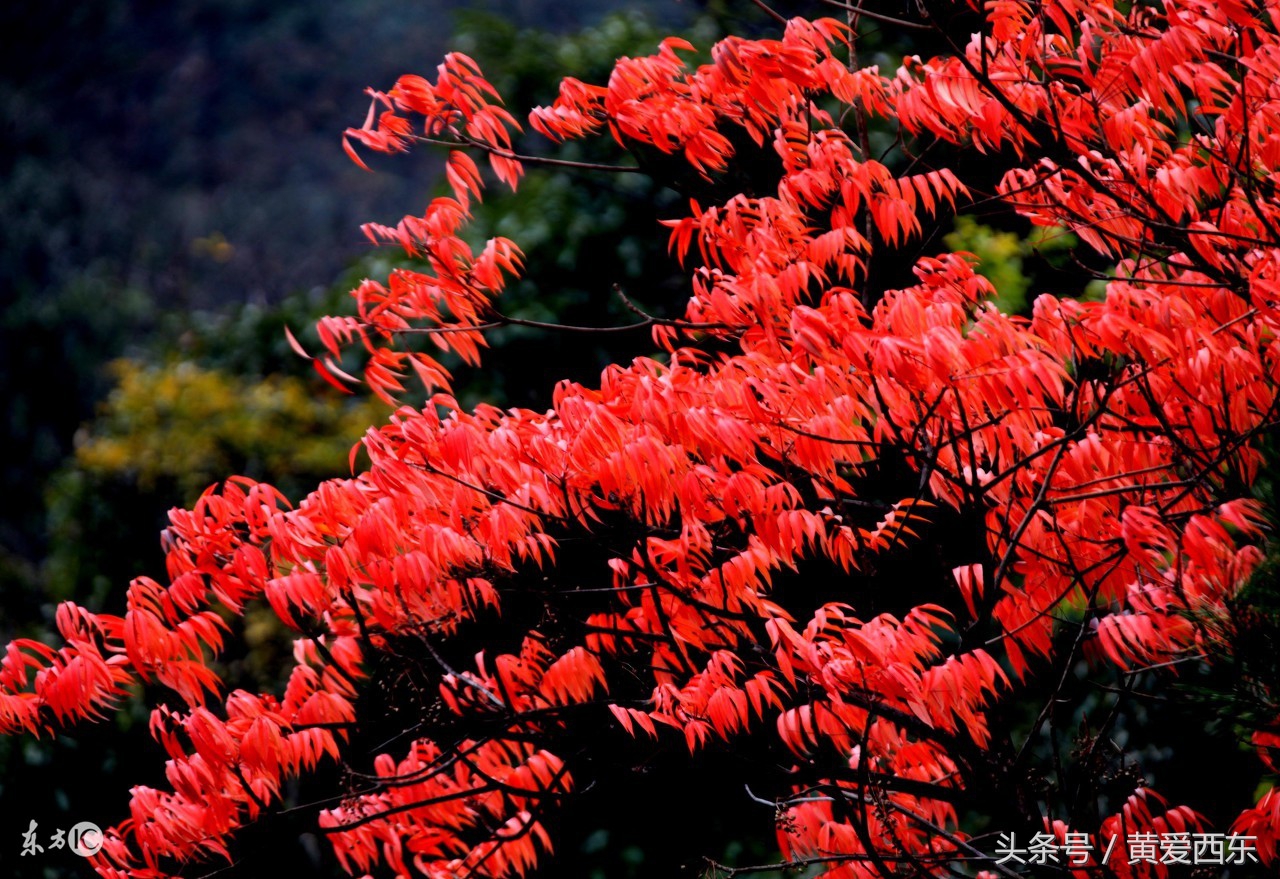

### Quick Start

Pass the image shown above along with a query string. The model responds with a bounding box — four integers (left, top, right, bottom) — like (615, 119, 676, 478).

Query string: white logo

(68, 822, 103, 857)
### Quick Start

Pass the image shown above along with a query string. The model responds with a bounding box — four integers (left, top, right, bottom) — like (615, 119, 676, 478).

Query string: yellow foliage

(73, 359, 385, 498)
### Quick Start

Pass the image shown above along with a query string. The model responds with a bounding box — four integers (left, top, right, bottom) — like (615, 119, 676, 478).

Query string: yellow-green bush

(44, 359, 386, 603)
(74, 359, 384, 496)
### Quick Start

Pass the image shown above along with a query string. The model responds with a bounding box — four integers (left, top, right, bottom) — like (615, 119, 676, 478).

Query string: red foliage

(7, 0, 1280, 876)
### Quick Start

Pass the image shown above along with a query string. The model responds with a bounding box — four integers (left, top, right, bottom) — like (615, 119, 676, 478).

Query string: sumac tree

(6, 0, 1280, 876)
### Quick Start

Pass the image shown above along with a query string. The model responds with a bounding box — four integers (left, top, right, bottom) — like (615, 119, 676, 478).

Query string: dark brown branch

(410, 134, 641, 174)
(817, 0, 933, 30)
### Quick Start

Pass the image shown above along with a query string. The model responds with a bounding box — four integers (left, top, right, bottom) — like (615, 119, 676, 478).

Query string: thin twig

(411, 134, 640, 174)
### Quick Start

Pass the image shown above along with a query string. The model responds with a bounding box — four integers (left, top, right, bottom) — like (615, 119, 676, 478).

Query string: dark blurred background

(0, 0, 674, 583)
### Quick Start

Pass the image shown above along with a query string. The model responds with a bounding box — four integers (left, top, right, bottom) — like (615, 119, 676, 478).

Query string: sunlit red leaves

(345, 54, 524, 186)
(531, 17, 861, 176)
(1234, 787, 1280, 865)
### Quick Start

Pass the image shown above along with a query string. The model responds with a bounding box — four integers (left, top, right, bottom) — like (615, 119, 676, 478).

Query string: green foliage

(943, 215, 1086, 314)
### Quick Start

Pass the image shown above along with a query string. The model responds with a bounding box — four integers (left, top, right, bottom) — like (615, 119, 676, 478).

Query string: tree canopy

(5, 0, 1280, 876)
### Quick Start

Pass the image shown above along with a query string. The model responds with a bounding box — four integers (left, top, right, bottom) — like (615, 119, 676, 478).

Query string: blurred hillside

(0, 0, 695, 578)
